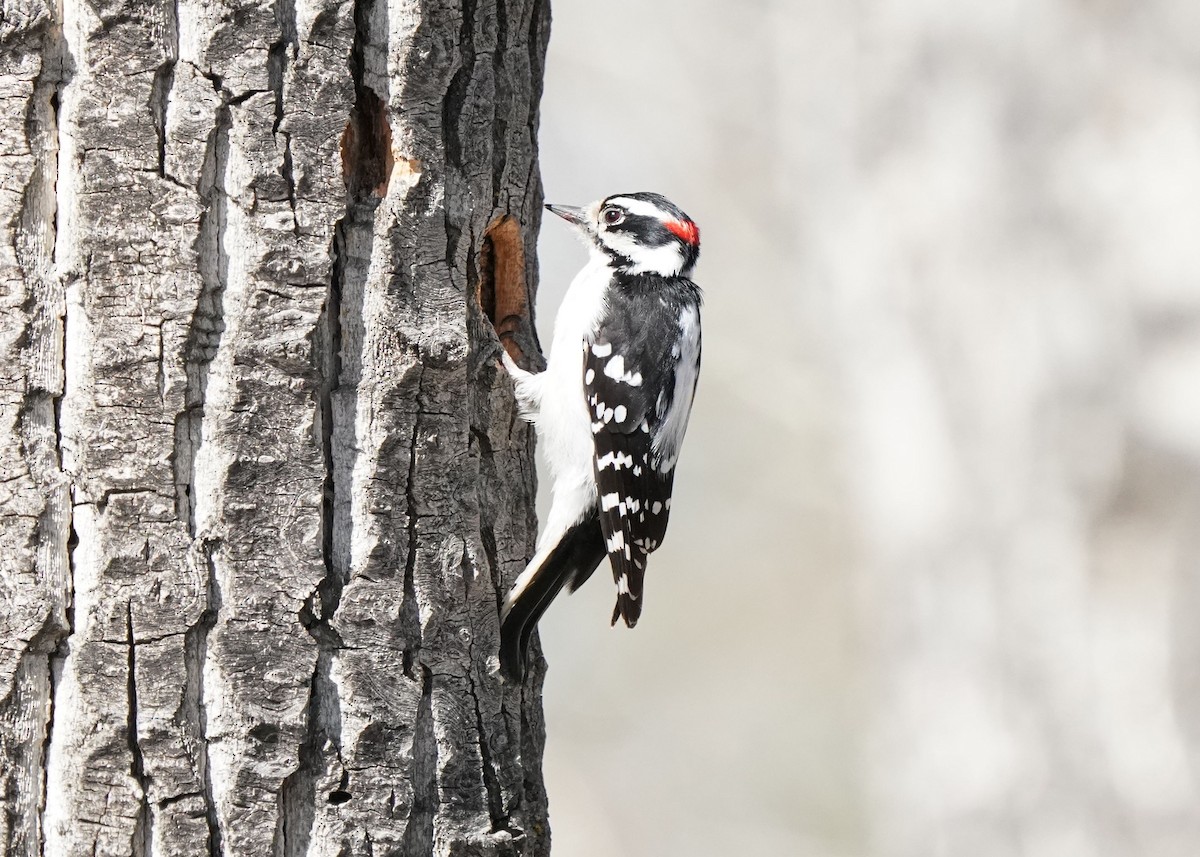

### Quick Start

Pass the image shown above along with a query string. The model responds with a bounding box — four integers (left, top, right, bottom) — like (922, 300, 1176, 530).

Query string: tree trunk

(0, 0, 551, 853)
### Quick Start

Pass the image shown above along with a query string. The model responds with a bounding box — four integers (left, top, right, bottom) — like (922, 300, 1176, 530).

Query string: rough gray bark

(0, 0, 551, 853)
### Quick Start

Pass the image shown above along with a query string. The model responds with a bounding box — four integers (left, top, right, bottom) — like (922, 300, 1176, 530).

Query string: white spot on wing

(591, 342, 612, 358)
(603, 355, 643, 387)
(597, 451, 634, 470)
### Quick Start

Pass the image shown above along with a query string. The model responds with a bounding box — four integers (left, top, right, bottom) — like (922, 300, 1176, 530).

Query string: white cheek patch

(600, 229, 686, 276)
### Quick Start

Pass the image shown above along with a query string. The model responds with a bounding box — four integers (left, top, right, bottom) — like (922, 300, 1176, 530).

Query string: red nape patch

(665, 219, 699, 246)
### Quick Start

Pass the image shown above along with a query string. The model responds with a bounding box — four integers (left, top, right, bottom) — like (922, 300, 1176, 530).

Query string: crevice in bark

(126, 604, 154, 857)
(309, 219, 346, 631)
(155, 321, 167, 402)
(30, 22, 74, 857)
(175, 106, 231, 536)
(156, 791, 202, 808)
(469, 422, 503, 597)
(279, 204, 351, 855)
(490, 0, 509, 210)
(280, 138, 299, 236)
(268, 0, 299, 233)
(41, 427, 76, 857)
(437, 0, 475, 289)
(274, 650, 342, 857)
(268, 0, 297, 134)
(525, 0, 548, 163)
(181, 542, 224, 857)
(40, 607, 70, 857)
(279, 213, 350, 857)
(399, 368, 426, 681)
(149, 0, 179, 179)
(480, 520, 503, 610)
(460, 547, 513, 836)
(399, 666, 436, 857)
(441, 0, 476, 176)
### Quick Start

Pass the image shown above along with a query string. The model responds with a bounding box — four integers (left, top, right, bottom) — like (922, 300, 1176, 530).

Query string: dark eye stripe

(608, 214, 675, 246)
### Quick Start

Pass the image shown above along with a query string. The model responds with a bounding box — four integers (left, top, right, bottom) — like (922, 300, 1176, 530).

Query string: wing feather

(583, 278, 700, 626)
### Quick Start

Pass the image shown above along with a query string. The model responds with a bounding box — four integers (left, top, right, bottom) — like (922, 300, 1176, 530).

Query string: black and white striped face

(546, 192, 700, 277)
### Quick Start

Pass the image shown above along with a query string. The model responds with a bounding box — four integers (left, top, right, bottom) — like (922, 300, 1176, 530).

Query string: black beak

(545, 203, 587, 227)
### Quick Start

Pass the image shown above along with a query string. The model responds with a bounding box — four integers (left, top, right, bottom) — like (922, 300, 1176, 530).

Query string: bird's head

(546, 192, 700, 277)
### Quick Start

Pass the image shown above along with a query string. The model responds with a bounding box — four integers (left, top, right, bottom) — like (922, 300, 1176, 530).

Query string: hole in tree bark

(249, 723, 280, 744)
(326, 790, 352, 805)
(478, 216, 530, 363)
(339, 87, 394, 197)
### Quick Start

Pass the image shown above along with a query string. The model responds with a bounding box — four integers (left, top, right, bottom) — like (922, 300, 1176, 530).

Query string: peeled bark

(0, 0, 551, 853)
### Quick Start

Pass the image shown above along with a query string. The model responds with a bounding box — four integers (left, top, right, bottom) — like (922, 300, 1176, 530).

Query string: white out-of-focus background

(530, 2, 1200, 856)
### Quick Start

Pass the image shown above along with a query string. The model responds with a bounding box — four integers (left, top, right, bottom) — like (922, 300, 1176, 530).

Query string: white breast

(533, 250, 611, 543)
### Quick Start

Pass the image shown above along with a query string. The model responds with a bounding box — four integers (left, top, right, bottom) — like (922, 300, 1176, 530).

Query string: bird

(497, 191, 703, 682)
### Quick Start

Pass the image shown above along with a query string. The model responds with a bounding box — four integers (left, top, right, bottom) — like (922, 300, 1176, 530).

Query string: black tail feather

(499, 513, 605, 682)
(610, 552, 647, 628)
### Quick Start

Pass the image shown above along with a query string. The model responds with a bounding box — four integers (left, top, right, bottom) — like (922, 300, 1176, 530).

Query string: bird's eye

(602, 207, 624, 225)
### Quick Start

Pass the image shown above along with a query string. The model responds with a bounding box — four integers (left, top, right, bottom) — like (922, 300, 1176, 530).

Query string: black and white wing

(582, 284, 701, 626)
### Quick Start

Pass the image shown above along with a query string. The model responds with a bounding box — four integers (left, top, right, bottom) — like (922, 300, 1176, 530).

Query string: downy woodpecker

(499, 192, 702, 681)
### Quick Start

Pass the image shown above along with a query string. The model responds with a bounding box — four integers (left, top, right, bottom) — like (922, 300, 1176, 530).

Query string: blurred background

(530, 1, 1200, 856)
